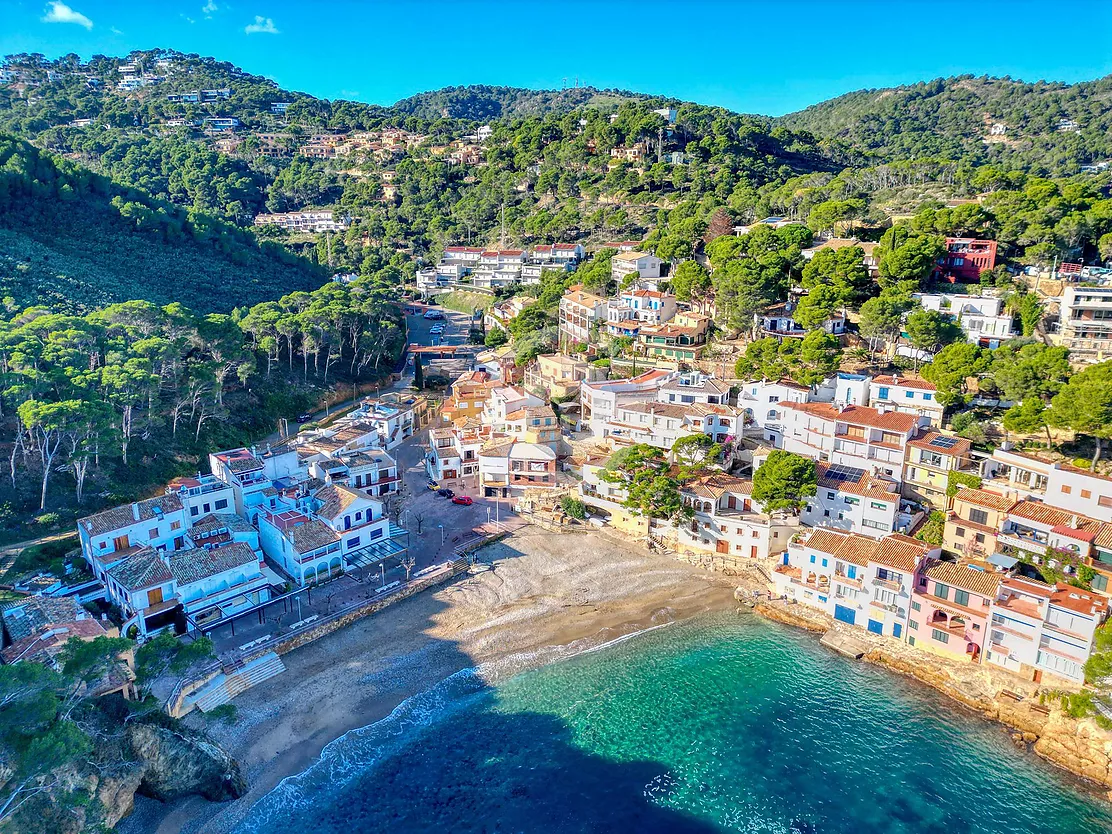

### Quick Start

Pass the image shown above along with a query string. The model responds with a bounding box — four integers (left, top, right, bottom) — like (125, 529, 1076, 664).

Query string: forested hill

(778, 75, 1112, 175)
(0, 135, 325, 312)
(390, 85, 645, 121)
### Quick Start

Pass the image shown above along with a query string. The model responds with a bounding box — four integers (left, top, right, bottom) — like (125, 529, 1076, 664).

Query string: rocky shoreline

(753, 597, 1112, 796)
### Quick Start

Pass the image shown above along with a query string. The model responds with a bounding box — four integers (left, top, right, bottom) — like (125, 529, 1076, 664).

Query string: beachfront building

(772, 529, 934, 639)
(778, 401, 928, 482)
(678, 474, 798, 563)
(908, 560, 1000, 663)
(796, 461, 902, 539)
(868, 375, 945, 427)
(986, 576, 1109, 683)
(983, 446, 1112, 524)
(736, 379, 812, 443)
(478, 439, 558, 497)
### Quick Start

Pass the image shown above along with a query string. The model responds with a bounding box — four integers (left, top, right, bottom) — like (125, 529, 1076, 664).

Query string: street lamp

(439, 524, 445, 546)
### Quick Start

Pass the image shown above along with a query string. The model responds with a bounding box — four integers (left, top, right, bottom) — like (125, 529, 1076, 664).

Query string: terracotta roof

(815, 462, 898, 501)
(79, 493, 184, 537)
(169, 542, 258, 585)
(872, 375, 936, 392)
(286, 519, 341, 554)
(188, 513, 255, 537)
(923, 560, 1001, 598)
(1094, 523, 1112, 550)
(876, 534, 932, 573)
(562, 287, 606, 307)
(952, 488, 1017, 513)
(1051, 583, 1108, 616)
(106, 547, 173, 592)
(1, 596, 86, 641)
(314, 484, 372, 521)
(781, 401, 920, 432)
(1, 617, 109, 665)
(1007, 501, 1087, 529)
(683, 474, 752, 500)
(799, 530, 930, 573)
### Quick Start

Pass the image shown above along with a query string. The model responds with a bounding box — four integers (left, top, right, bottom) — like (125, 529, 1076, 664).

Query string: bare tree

(399, 555, 416, 581)
(411, 511, 425, 535)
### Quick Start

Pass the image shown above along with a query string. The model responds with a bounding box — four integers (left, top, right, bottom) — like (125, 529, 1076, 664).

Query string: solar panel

(930, 436, 960, 449)
(824, 464, 865, 484)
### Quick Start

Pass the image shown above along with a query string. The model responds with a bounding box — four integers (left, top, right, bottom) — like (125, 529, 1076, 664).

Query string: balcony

(834, 572, 864, 589)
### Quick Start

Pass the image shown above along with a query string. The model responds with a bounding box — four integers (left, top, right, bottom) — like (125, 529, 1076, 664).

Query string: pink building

(908, 560, 1001, 663)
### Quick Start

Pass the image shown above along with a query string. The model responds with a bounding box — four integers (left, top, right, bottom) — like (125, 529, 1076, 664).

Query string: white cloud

(110, 26, 123, 35)
(202, 0, 218, 17)
(41, 2, 93, 30)
(181, 14, 196, 24)
(244, 15, 278, 34)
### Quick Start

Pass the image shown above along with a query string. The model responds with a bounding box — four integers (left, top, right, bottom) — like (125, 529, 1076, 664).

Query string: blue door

(893, 623, 903, 639)
(834, 605, 856, 625)
(867, 619, 884, 635)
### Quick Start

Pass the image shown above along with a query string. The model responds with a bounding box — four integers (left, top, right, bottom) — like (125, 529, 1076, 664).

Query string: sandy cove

(121, 530, 737, 834)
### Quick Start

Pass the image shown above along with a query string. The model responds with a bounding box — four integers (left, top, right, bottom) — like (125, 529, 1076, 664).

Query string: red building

(936, 238, 997, 282)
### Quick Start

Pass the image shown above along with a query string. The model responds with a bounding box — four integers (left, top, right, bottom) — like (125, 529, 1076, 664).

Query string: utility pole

(500, 202, 506, 249)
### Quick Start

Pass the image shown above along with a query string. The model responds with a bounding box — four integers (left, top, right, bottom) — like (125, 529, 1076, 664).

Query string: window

(810, 555, 816, 564)
(1062, 485, 1072, 495)
(905, 391, 914, 399)
(955, 527, 966, 538)
(1082, 489, 1092, 499)
(844, 496, 859, 505)
(932, 629, 950, 644)
(909, 619, 918, 630)
(908, 636, 916, 646)
(170, 521, 181, 531)
(862, 519, 888, 531)
(1101, 496, 1112, 508)
(821, 558, 828, 568)
(826, 491, 836, 500)
(954, 589, 970, 607)
(870, 501, 887, 510)
(934, 583, 949, 600)
(148, 527, 158, 538)
(346, 536, 360, 548)
(911, 601, 921, 612)
(190, 506, 200, 517)
(975, 533, 986, 544)
(878, 387, 890, 400)
(923, 393, 932, 401)
(370, 527, 383, 540)
(214, 498, 228, 510)
(968, 508, 988, 526)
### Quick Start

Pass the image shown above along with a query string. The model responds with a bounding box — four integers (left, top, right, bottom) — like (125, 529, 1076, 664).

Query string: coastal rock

(97, 765, 147, 828)
(1033, 712, 1112, 788)
(128, 723, 247, 802)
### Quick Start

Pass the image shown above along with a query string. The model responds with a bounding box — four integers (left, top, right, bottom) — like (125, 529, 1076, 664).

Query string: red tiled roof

(872, 375, 936, 392)
(781, 401, 921, 432)
(923, 560, 1001, 598)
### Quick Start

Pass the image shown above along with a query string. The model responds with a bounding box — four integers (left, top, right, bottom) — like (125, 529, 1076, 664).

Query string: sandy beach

(122, 529, 737, 834)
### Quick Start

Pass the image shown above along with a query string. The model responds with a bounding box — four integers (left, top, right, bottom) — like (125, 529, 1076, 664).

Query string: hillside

(390, 84, 645, 121)
(778, 75, 1112, 175)
(0, 135, 325, 312)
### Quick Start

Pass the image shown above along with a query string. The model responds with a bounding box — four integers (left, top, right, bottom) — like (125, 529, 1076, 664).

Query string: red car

(452, 495, 473, 506)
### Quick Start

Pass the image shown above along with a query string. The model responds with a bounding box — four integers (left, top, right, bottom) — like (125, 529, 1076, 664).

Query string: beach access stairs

(185, 651, 287, 713)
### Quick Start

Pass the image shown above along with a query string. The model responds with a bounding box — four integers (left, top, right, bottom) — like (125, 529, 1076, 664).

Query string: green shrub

(560, 495, 587, 520)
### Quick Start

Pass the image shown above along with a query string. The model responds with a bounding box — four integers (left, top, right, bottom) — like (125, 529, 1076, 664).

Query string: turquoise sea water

(235, 613, 1112, 833)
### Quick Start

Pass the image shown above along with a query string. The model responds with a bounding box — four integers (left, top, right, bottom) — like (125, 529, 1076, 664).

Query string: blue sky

(2, 0, 1112, 116)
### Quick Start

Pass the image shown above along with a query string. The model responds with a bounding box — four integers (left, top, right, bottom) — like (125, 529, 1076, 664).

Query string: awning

(345, 535, 408, 568)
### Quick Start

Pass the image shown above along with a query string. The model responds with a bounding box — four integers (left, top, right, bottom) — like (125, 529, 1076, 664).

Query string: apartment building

(773, 529, 934, 639)
(779, 401, 928, 481)
(908, 560, 1001, 662)
(986, 577, 1108, 683)
(657, 374, 730, 407)
(558, 286, 608, 347)
(868, 375, 945, 426)
(610, 251, 663, 282)
(478, 439, 557, 497)
(902, 431, 975, 508)
(737, 379, 812, 443)
(1057, 285, 1112, 356)
(678, 474, 798, 563)
(253, 210, 350, 233)
(523, 353, 594, 400)
(440, 370, 496, 424)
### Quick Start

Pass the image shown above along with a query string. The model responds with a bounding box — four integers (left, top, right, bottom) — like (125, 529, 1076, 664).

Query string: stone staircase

(188, 652, 287, 713)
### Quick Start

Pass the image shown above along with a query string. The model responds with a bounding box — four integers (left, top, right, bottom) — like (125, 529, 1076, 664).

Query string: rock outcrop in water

(1, 720, 244, 832)
(755, 599, 1112, 794)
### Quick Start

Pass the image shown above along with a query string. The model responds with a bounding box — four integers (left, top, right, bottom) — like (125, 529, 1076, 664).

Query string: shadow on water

(195, 537, 731, 834)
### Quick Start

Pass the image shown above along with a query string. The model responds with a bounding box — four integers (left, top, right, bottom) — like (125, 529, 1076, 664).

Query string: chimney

(876, 403, 887, 415)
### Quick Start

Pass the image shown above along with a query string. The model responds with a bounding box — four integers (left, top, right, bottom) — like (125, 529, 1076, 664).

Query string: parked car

(437, 488, 455, 498)
(452, 496, 473, 506)
(426, 480, 439, 490)
(296, 413, 314, 423)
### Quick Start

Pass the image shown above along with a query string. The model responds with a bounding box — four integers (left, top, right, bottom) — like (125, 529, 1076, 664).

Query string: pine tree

(414, 354, 424, 389)
(703, 208, 734, 244)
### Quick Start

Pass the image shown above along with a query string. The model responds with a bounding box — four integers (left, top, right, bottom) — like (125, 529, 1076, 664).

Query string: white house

(603, 401, 741, 450)
(914, 293, 1016, 348)
(558, 286, 608, 347)
(678, 474, 798, 562)
(987, 576, 1108, 683)
(796, 461, 902, 539)
(168, 542, 271, 631)
(736, 378, 812, 443)
(606, 290, 678, 337)
(772, 529, 935, 639)
(657, 374, 730, 407)
(580, 368, 676, 435)
(868, 375, 945, 427)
